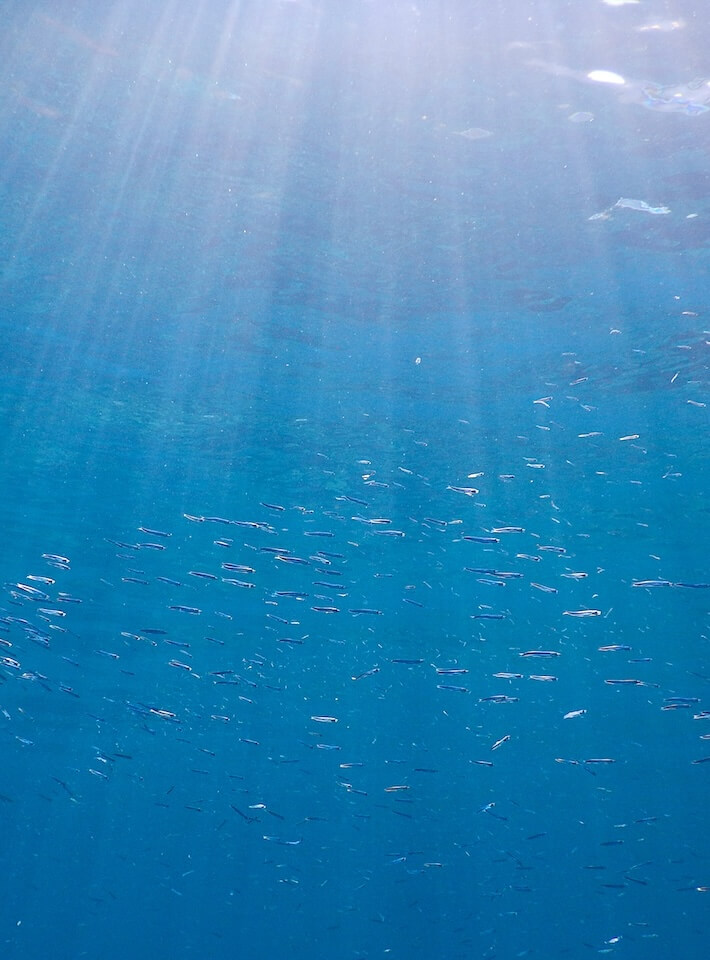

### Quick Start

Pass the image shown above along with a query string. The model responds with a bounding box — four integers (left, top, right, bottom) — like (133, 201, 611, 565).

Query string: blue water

(1, 3, 708, 958)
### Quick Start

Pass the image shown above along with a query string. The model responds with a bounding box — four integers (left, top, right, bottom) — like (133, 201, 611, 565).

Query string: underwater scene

(0, 2, 708, 958)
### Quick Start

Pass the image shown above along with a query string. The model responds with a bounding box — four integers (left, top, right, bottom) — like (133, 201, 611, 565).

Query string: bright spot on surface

(569, 111, 594, 123)
(601, 0, 638, 6)
(455, 127, 493, 140)
(587, 70, 625, 86)
(638, 19, 685, 32)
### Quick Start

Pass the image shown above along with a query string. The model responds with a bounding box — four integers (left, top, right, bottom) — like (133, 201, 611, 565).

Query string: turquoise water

(1, 3, 708, 958)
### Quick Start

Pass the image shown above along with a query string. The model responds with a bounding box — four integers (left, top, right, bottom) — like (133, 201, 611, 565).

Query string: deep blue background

(0, 2, 708, 958)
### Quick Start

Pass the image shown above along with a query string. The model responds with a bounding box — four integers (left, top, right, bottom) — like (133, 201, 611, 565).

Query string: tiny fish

(352, 667, 380, 681)
(519, 650, 560, 658)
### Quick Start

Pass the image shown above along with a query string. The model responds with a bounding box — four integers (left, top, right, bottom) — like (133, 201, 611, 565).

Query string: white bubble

(587, 70, 626, 86)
